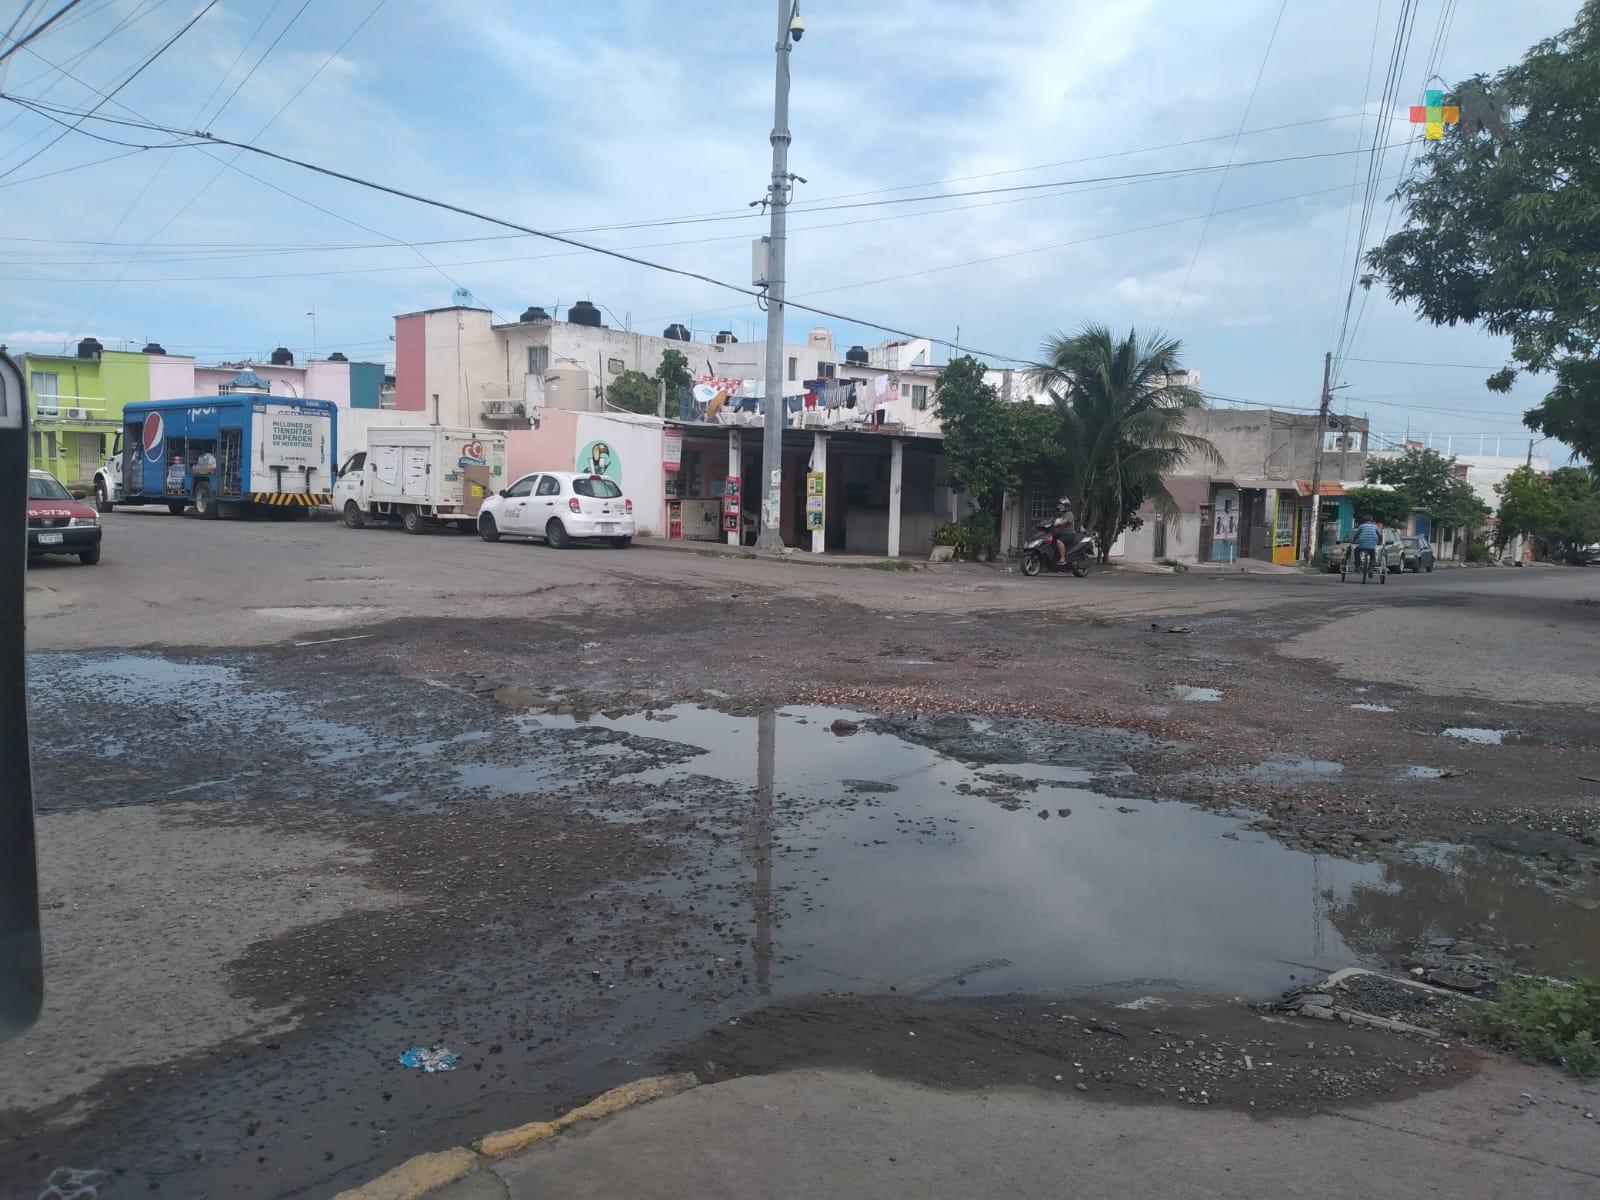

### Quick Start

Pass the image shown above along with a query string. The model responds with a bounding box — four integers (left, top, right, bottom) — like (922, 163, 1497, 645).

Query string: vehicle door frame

(499, 472, 539, 533)
(533, 473, 563, 537)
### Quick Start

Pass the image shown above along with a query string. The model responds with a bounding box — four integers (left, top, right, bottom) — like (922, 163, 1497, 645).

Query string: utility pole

(1302, 350, 1333, 563)
(755, 0, 804, 550)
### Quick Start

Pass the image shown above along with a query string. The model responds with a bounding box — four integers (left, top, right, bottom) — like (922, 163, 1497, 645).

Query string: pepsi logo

(142, 411, 164, 462)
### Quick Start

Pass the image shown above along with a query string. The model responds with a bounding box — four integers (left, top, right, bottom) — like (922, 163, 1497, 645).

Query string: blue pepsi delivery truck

(97, 395, 337, 519)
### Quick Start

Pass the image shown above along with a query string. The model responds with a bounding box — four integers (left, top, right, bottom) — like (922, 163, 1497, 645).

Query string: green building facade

(22, 347, 150, 490)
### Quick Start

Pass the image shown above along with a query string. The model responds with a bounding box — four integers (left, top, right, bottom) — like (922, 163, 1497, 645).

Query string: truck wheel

(194, 483, 219, 520)
(478, 513, 500, 543)
(79, 544, 101, 565)
(401, 507, 426, 535)
(167, 501, 186, 515)
(95, 481, 114, 513)
(343, 500, 367, 529)
(545, 518, 571, 549)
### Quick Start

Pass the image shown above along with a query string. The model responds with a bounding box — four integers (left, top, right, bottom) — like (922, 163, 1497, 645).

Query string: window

(816, 362, 836, 379)
(787, 356, 797, 382)
(504, 475, 537, 498)
(573, 477, 622, 498)
(911, 384, 928, 410)
(339, 451, 367, 475)
(97, 435, 107, 457)
(527, 346, 550, 376)
(607, 357, 625, 375)
(30, 371, 59, 413)
(535, 475, 562, 497)
(45, 431, 57, 458)
(900, 383, 910, 398)
(31, 431, 41, 460)
(27, 474, 72, 500)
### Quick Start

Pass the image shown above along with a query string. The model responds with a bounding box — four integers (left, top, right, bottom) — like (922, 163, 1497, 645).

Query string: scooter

(1021, 524, 1095, 577)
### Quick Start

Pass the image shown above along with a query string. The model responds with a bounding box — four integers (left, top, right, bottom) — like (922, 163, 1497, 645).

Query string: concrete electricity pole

(756, 1, 805, 550)
(1302, 350, 1333, 563)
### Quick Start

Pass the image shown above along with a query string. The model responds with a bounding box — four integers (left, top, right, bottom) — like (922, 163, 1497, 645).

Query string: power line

(0, 0, 87, 67)
(0, 0, 216, 181)
(1344, 356, 1499, 369)
(1167, 0, 1288, 324)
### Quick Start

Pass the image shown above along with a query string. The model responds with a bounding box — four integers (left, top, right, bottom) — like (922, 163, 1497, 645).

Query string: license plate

(37, 532, 63, 545)
(598, 522, 616, 533)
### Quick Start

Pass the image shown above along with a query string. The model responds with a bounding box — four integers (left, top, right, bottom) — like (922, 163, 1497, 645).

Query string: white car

(477, 471, 634, 548)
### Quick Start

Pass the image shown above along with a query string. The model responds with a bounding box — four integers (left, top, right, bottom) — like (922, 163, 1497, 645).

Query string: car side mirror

(498, 489, 509, 498)
(70, 490, 87, 500)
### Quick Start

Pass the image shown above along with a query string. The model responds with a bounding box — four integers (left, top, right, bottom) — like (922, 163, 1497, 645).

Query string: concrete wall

(147, 355, 196, 401)
(1185, 409, 1368, 483)
(394, 314, 426, 411)
(348, 361, 384, 409)
(574, 412, 665, 537)
(505, 410, 580, 480)
(192, 360, 351, 406)
(844, 509, 941, 556)
(334, 408, 436, 465)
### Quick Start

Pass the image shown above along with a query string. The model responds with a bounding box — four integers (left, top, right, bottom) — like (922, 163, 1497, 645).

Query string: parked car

(1327, 527, 1405, 573)
(1399, 535, 1435, 572)
(1571, 543, 1600, 566)
(27, 470, 102, 565)
(476, 471, 634, 548)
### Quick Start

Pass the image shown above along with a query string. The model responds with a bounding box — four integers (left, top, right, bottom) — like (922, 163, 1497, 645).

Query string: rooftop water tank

(844, 345, 868, 365)
(270, 346, 294, 365)
(568, 300, 603, 328)
(140, 342, 165, 355)
(327, 351, 348, 362)
(663, 323, 691, 342)
(520, 306, 551, 323)
(76, 337, 103, 359)
(715, 330, 738, 345)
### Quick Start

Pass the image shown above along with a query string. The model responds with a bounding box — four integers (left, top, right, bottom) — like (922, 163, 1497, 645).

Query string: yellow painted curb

(331, 1147, 477, 1200)
(473, 1072, 699, 1160)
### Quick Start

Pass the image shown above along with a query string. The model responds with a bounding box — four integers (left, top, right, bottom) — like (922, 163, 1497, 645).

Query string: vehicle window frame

(26, 475, 71, 501)
(339, 451, 366, 475)
(503, 474, 538, 499)
(572, 477, 622, 499)
(535, 476, 562, 497)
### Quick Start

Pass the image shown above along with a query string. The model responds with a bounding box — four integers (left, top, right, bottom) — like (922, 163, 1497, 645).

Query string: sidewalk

(426, 1062, 1598, 1200)
(634, 536, 927, 570)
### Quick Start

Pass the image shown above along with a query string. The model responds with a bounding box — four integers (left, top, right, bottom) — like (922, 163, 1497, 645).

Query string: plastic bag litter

(397, 1046, 459, 1073)
(39, 1166, 108, 1200)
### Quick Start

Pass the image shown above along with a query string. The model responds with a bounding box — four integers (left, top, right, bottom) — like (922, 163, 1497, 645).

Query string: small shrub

(1464, 538, 1495, 564)
(961, 511, 997, 560)
(931, 521, 971, 558)
(1472, 973, 1600, 1079)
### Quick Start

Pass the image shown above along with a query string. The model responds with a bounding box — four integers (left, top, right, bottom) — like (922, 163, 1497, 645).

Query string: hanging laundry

(873, 375, 890, 399)
(843, 382, 858, 409)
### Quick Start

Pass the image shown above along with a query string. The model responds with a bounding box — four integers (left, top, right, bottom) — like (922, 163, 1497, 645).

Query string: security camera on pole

(754, 1, 805, 550)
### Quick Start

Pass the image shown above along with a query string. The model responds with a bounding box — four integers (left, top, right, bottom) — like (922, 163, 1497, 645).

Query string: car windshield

(573, 477, 622, 498)
(1402, 537, 1419, 548)
(27, 476, 71, 501)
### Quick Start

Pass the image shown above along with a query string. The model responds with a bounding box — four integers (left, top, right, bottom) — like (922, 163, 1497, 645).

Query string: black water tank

(845, 345, 868, 365)
(140, 342, 165, 355)
(76, 336, 103, 359)
(715, 330, 738, 345)
(568, 300, 603, 328)
(328, 351, 348, 362)
(663, 323, 691, 342)
(520, 306, 550, 323)
(270, 346, 294, 365)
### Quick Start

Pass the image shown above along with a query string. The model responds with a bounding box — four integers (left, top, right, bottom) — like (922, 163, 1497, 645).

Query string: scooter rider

(1048, 498, 1076, 566)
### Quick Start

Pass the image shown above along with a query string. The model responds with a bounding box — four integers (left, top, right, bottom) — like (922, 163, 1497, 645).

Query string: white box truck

(333, 427, 507, 534)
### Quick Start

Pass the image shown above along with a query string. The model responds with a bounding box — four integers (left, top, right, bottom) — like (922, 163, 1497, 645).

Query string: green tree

(1027, 325, 1216, 562)
(1548, 466, 1600, 558)
(934, 355, 1046, 558)
(606, 369, 658, 415)
(1344, 484, 1415, 529)
(1367, 447, 1458, 509)
(1366, 3, 1600, 465)
(654, 348, 693, 391)
(1432, 475, 1493, 534)
(1494, 465, 1561, 549)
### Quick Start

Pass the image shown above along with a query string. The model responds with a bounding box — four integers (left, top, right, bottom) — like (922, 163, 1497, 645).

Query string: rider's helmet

(1056, 497, 1072, 512)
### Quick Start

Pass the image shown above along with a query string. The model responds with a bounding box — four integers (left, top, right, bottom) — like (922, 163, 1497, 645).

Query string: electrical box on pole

(752, 237, 771, 287)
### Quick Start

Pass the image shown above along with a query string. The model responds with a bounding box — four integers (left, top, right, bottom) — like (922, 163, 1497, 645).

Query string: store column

(727, 429, 742, 546)
(808, 431, 828, 554)
(887, 437, 904, 558)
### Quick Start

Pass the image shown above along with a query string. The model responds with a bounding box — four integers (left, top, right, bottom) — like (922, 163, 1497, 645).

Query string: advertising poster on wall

(576, 440, 620, 481)
(663, 428, 682, 472)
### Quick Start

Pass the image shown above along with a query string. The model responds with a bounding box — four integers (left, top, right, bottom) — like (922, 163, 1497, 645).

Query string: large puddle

(508, 705, 1599, 997)
(28, 655, 1600, 1000)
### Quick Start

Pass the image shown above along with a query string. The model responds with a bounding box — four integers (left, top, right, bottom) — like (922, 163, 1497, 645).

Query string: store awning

(1295, 480, 1347, 497)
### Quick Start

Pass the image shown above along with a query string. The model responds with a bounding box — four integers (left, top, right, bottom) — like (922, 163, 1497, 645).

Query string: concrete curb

(330, 1073, 699, 1200)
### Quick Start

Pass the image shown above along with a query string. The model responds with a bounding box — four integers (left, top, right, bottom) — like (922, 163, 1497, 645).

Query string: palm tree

(1028, 325, 1218, 561)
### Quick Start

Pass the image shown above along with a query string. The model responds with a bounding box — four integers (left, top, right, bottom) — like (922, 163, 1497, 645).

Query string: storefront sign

(663, 428, 682, 471)
(805, 471, 824, 497)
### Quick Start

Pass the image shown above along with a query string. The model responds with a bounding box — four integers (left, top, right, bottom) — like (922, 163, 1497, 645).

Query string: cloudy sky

(0, 0, 1582, 457)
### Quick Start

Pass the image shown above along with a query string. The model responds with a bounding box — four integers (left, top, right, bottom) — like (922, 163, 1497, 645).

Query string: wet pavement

(6, 640, 1600, 1198)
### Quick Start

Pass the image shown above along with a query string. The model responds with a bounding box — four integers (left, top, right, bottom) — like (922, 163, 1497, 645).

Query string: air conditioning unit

(62, 406, 90, 420)
(482, 399, 524, 418)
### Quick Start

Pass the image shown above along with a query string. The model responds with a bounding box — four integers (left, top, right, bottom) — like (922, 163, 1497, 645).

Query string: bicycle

(1340, 545, 1384, 584)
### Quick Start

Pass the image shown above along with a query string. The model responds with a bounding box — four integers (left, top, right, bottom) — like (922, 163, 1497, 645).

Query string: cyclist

(1350, 514, 1381, 576)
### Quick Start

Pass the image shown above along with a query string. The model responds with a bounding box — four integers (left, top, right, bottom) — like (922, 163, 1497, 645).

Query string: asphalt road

(8, 506, 1598, 1199)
